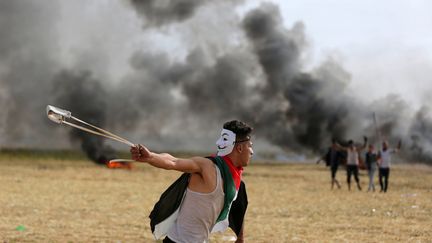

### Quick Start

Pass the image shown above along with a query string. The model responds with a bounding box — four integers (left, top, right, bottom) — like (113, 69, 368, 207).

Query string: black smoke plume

(129, 0, 209, 28)
(407, 107, 432, 161)
(52, 70, 117, 164)
(241, 3, 355, 151)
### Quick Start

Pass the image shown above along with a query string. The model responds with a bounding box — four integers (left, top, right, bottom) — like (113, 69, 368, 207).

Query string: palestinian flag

(149, 156, 248, 240)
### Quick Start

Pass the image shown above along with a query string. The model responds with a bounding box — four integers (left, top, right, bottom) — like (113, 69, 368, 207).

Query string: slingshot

(46, 105, 135, 147)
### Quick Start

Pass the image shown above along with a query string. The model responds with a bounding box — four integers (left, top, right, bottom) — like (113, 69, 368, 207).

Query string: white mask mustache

(216, 129, 236, 156)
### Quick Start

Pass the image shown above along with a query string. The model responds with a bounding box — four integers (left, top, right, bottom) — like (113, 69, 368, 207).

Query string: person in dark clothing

(377, 140, 401, 192)
(317, 140, 344, 189)
(365, 144, 378, 192)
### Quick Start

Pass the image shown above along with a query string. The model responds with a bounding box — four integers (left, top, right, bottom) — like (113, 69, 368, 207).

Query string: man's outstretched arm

(395, 140, 402, 152)
(334, 142, 348, 151)
(130, 144, 204, 173)
(357, 136, 368, 151)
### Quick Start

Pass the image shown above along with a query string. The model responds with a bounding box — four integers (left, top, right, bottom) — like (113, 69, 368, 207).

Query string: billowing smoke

(407, 107, 432, 161)
(1, 1, 431, 164)
(128, 0, 243, 28)
(0, 0, 61, 148)
(129, 0, 209, 28)
(240, 4, 432, 160)
(241, 4, 353, 151)
(51, 70, 117, 164)
(123, 1, 432, 162)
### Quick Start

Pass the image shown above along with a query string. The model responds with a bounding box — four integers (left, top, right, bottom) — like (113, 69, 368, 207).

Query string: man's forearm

(132, 149, 176, 170)
(143, 152, 177, 170)
(360, 137, 368, 150)
(131, 145, 201, 173)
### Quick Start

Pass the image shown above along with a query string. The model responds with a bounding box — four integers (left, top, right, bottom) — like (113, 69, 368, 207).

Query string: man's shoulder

(203, 155, 226, 165)
(189, 156, 216, 171)
(189, 156, 212, 162)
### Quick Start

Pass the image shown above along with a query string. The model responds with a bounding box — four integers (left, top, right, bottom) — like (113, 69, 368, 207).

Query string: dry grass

(1, 155, 431, 242)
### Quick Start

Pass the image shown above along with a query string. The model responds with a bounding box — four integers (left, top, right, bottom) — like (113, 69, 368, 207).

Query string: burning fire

(106, 160, 133, 170)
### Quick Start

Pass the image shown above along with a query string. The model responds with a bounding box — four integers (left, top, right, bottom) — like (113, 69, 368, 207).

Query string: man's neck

(225, 154, 242, 168)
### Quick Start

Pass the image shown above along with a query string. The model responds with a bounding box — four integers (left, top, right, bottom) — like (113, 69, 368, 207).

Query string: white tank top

(347, 148, 359, 165)
(167, 166, 225, 243)
(380, 149, 393, 168)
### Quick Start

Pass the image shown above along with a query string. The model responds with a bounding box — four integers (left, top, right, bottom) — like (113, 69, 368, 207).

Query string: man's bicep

(172, 157, 203, 173)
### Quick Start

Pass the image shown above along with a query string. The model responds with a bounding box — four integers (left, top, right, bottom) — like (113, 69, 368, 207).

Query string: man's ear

(235, 144, 243, 153)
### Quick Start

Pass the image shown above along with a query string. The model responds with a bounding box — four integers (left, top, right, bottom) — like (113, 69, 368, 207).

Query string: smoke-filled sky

(266, 0, 432, 107)
(0, 0, 431, 162)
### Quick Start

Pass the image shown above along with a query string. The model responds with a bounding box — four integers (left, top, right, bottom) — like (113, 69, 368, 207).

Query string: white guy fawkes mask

(216, 129, 236, 156)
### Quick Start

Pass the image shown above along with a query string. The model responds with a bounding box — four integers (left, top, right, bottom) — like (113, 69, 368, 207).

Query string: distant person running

(365, 144, 378, 192)
(317, 139, 343, 189)
(377, 140, 401, 193)
(336, 137, 368, 191)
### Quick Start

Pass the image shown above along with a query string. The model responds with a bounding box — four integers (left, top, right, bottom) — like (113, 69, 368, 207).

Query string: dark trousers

(346, 165, 360, 184)
(163, 236, 176, 243)
(379, 167, 390, 192)
(331, 165, 339, 179)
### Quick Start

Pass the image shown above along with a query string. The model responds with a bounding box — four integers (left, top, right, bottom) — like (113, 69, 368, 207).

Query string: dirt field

(1, 154, 431, 242)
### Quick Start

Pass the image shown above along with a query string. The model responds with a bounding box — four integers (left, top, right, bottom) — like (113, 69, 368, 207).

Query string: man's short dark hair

(223, 120, 253, 141)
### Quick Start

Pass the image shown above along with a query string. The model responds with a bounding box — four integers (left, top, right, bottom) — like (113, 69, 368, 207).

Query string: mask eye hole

(223, 138, 228, 141)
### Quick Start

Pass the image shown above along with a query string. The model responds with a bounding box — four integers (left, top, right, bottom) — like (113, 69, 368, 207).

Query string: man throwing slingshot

(130, 120, 253, 243)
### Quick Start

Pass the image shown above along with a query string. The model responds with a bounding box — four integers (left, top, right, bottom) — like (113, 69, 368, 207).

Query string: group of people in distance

(317, 137, 402, 192)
